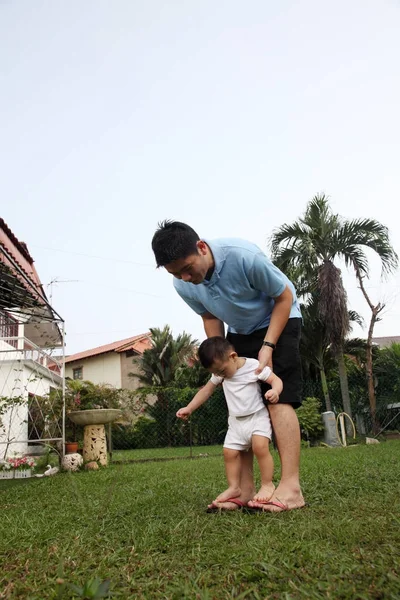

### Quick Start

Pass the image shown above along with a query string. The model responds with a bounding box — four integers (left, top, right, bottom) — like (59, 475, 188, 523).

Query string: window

(73, 367, 83, 380)
(0, 311, 18, 348)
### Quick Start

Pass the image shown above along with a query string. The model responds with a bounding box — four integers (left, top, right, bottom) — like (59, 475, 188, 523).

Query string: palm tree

(300, 294, 331, 411)
(300, 294, 363, 413)
(136, 325, 198, 447)
(138, 325, 198, 387)
(271, 194, 397, 433)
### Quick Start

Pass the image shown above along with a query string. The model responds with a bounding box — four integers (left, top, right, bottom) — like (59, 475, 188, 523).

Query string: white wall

(0, 362, 60, 460)
(65, 352, 122, 388)
(0, 338, 24, 360)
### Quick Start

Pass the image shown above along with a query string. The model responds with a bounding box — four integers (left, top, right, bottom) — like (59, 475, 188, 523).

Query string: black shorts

(226, 318, 303, 409)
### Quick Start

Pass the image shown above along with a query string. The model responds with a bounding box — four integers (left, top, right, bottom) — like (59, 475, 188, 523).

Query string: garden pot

(65, 442, 79, 454)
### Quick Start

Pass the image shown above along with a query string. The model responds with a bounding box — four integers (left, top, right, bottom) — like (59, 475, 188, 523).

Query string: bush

(297, 397, 324, 443)
(130, 417, 160, 449)
(112, 385, 229, 449)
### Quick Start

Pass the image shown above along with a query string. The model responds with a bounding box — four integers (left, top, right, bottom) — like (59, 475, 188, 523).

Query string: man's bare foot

(251, 483, 275, 503)
(214, 486, 241, 503)
(248, 484, 305, 512)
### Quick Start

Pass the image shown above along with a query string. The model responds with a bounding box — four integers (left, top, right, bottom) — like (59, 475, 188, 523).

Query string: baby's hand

(265, 389, 279, 404)
(176, 407, 191, 420)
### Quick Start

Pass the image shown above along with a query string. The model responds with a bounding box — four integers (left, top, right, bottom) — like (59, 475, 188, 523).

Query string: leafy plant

(296, 397, 324, 443)
(63, 380, 122, 412)
(68, 577, 111, 599)
(0, 395, 26, 458)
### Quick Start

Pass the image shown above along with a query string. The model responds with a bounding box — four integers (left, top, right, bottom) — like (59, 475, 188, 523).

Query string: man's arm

(256, 285, 293, 373)
(201, 312, 225, 338)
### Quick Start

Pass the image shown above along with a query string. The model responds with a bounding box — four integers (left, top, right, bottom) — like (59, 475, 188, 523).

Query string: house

(371, 336, 400, 348)
(65, 334, 152, 390)
(0, 218, 64, 460)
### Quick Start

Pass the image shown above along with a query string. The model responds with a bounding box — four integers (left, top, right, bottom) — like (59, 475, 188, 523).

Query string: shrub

(297, 397, 324, 443)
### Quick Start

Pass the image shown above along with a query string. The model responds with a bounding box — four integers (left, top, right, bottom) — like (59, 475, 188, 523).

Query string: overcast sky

(1, 0, 399, 354)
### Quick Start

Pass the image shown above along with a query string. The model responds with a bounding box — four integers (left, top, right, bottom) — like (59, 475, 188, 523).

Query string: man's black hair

(198, 337, 235, 369)
(151, 220, 200, 267)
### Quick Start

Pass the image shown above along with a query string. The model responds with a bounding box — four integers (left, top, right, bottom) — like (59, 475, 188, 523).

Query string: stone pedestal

(67, 409, 122, 469)
(83, 424, 108, 466)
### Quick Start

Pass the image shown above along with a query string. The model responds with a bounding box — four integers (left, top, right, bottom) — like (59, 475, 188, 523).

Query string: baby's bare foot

(215, 486, 241, 503)
(252, 483, 275, 503)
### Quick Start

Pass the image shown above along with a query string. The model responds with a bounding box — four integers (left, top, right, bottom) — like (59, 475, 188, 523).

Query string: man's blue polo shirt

(173, 238, 301, 335)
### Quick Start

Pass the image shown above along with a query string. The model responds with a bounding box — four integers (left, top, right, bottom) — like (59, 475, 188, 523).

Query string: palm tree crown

(139, 325, 198, 386)
(270, 194, 398, 352)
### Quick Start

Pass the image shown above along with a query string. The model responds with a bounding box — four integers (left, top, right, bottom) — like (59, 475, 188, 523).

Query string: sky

(1, 0, 400, 354)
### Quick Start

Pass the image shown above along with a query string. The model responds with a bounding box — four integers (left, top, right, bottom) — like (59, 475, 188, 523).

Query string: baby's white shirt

(210, 358, 272, 417)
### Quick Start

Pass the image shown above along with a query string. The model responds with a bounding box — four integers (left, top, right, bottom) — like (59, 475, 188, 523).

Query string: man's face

(164, 242, 210, 284)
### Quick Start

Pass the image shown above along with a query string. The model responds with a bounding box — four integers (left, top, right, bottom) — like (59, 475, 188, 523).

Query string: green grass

(111, 444, 222, 462)
(1, 442, 400, 599)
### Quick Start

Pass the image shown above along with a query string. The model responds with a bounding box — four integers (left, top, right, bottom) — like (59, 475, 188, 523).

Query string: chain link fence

(108, 380, 400, 463)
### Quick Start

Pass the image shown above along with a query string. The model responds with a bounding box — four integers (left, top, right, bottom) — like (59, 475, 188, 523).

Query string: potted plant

(64, 379, 123, 413)
(0, 455, 36, 479)
(65, 441, 79, 454)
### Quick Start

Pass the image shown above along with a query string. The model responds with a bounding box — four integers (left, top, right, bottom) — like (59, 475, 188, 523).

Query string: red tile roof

(65, 333, 152, 363)
(0, 217, 47, 304)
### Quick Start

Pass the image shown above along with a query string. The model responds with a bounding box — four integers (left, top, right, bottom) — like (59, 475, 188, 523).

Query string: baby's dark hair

(151, 220, 200, 267)
(198, 337, 235, 368)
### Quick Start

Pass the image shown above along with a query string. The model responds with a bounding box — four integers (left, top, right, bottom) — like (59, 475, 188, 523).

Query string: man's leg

(209, 449, 255, 510)
(249, 403, 304, 511)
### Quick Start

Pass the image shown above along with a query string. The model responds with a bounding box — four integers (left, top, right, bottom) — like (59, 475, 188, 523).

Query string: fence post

(108, 422, 113, 463)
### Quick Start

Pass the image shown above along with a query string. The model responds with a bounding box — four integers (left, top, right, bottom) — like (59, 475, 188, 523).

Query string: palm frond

(337, 219, 398, 276)
(270, 222, 312, 258)
(348, 310, 364, 330)
(138, 325, 197, 386)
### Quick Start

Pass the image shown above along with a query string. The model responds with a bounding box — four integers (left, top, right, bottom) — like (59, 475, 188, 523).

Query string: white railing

(0, 336, 62, 374)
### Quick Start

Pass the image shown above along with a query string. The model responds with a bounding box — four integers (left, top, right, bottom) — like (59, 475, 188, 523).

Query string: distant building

(371, 336, 400, 348)
(65, 334, 152, 390)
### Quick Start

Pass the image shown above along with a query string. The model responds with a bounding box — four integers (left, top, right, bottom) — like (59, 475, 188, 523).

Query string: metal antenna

(47, 277, 80, 303)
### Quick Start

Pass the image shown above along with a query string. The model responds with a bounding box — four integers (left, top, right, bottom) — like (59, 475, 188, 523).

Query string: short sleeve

(173, 282, 207, 315)
(210, 374, 223, 385)
(174, 280, 207, 315)
(257, 366, 272, 382)
(247, 252, 287, 298)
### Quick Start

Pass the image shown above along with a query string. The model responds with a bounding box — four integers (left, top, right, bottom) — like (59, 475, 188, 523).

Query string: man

(151, 220, 305, 512)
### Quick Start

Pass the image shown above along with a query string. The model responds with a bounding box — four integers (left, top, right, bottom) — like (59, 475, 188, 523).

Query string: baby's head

(198, 337, 239, 379)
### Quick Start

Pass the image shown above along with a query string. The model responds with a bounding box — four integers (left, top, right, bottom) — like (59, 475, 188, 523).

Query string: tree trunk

(319, 367, 332, 412)
(365, 310, 382, 434)
(366, 346, 378, 434)
(355, 268, 384, 436)
(337, 350, 353, 437)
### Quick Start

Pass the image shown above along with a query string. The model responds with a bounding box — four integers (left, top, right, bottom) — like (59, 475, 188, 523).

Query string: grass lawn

(111, 444, 222, 462)
(1, 442, 399, 599)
